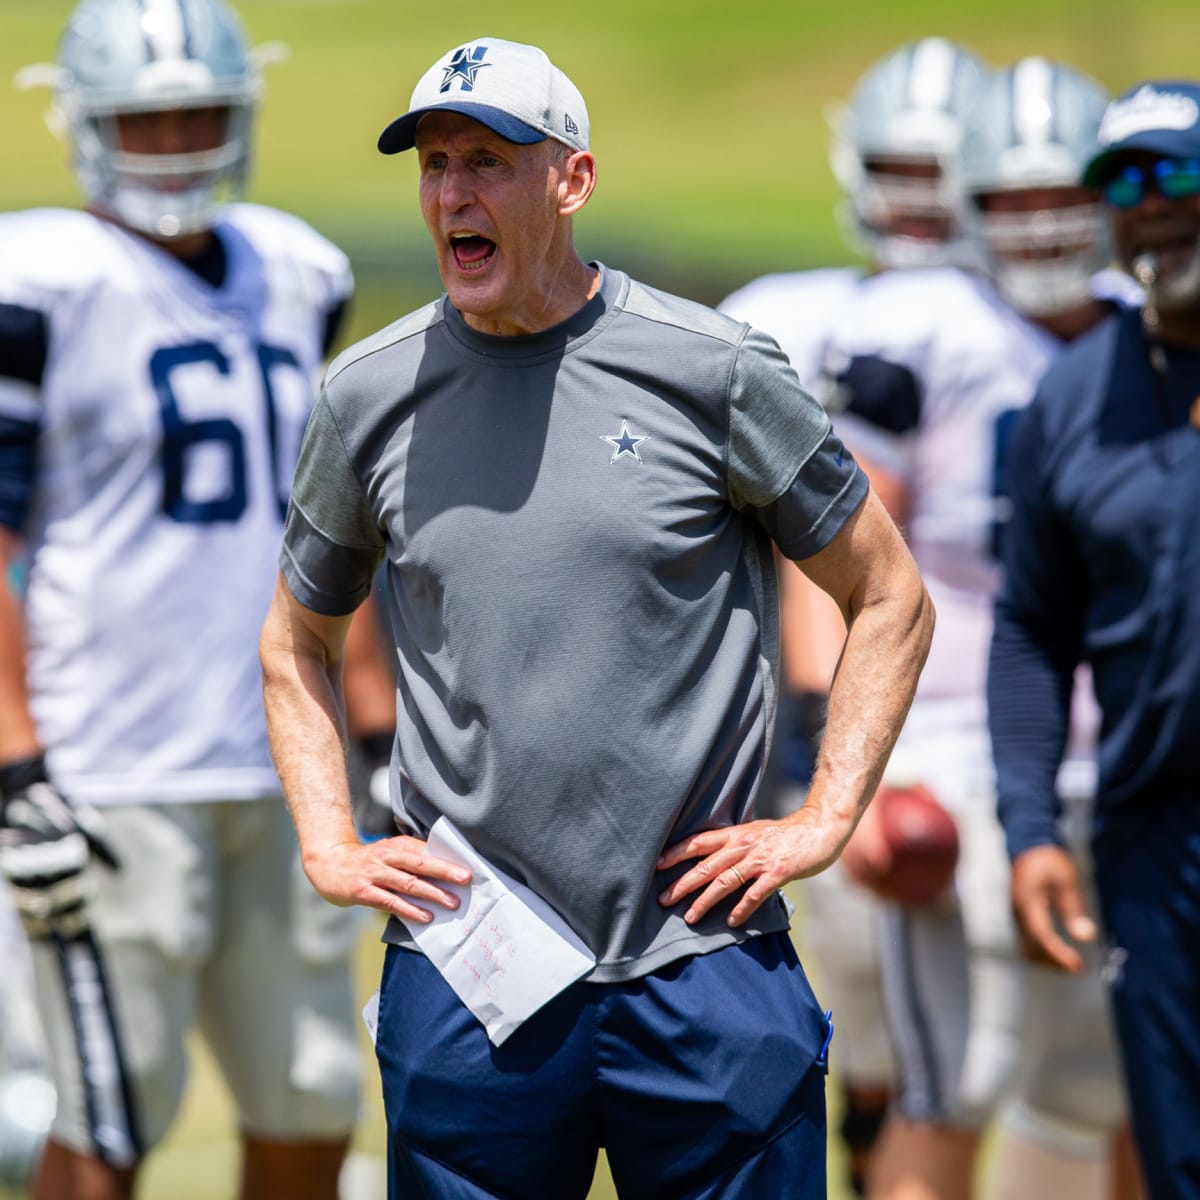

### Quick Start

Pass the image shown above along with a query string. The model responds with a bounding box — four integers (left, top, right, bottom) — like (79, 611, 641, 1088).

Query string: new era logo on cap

(378, 37, 590, 156)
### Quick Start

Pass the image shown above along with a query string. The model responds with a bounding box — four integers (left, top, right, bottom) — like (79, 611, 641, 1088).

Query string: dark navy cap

(1083, 80, 1200, 185)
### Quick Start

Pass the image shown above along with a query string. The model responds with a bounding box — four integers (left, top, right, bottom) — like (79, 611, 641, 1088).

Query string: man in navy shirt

(989, 78, 1200, 1199)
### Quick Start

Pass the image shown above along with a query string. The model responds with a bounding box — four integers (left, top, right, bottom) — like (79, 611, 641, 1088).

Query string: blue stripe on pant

(375, 930, 830, 1199)
(1095, 802, 1200, 1200)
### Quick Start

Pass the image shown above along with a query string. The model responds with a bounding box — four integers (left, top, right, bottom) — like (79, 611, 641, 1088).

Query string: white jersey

(0, 206, 352, 805)
(717, 266, 864, 389)
(824, 266, 1139, 777)
(825, 267, 1051, 704)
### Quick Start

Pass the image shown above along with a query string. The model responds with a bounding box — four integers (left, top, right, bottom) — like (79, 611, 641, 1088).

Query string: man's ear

(558, 150, 597, 216)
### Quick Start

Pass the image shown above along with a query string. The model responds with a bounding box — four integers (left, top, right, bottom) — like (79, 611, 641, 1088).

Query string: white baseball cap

(378, 37, 589, 155)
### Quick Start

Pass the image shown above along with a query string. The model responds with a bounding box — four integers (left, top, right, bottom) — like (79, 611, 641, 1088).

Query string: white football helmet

(961, 58, 1112, 317)
(830, 38, 988, 269)
(22, 0, 265, 239)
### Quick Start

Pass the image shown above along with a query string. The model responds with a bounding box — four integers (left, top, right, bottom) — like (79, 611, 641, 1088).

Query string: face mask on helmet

(961, 57, 1113, 317)
(973, 191, 1111, 315)
(72, 97, 254, 239)
(24, 0, 272, 240)
(848, 151, 971, 269)
(829, 38, 988, 271)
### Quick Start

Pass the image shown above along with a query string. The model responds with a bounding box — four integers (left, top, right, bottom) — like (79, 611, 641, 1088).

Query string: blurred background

(7, 0, 1200, 346)
(3, 1, 1199, 1196)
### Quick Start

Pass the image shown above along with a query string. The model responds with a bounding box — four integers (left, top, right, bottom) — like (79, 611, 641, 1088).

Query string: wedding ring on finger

(730, 865, 747, 888)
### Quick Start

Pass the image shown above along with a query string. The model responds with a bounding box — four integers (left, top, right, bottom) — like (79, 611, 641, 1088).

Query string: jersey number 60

(150, 340, 303, 524)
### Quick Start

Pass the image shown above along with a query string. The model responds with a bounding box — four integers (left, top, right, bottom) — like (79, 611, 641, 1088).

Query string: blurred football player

(719, 37, 987, 1194)
(0, 1, 394, 1197)
(830, 58, 1144, 1200)
(0, 555, 54, 1192)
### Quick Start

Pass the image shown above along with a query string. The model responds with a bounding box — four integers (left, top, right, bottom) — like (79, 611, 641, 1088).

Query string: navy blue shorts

(1095, 801, 1200, 1199)
(374, 930, 831, 1199)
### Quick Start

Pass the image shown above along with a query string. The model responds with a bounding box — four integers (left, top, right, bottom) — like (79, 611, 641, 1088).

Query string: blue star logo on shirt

(600, 419, 651, 464)
(440, 45, 490, 93)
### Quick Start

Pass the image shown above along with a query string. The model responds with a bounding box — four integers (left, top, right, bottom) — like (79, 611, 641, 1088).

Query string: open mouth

(450, 233, 496, 273)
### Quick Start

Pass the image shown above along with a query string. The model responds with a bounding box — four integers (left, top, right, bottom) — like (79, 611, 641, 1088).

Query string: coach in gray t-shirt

(261, 35, 933, 1200)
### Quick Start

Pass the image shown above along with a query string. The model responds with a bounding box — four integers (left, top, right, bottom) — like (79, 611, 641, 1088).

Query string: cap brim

(1083, 131, 1194, 185)
(378, 102, 547, 154)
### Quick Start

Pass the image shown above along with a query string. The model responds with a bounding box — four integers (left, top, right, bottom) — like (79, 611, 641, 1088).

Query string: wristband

(0, 754, 50, 796)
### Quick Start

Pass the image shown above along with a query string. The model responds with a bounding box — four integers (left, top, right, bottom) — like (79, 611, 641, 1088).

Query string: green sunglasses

(1103, 158, 1200, 209)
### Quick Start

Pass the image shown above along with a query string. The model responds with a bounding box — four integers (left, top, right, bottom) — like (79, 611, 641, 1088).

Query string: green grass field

(6, 0, 1200, 336)
(1, 2, 1190, 1194)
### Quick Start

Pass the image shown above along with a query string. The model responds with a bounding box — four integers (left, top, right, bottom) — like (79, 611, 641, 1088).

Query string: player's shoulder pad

(0, 209, 134, 306)
(718, 266, 863, 322)
(853, 264, 987, 318)
(846, 266, 1007, 362)
(1089, 266, 1142, 308)
(222, 202, 352, 295)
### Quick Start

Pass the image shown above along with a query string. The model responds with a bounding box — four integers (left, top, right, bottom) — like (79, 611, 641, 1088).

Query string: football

(864, 782, 959, 908)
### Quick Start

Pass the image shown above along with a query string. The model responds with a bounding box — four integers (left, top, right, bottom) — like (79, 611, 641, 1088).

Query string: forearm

(259, 579, 358, 870)
(801, 573, 933, 846)
(790, 491, 935, 852)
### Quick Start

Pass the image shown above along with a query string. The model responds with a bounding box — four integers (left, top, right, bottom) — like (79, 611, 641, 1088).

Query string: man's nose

(438, 160, 474, 209)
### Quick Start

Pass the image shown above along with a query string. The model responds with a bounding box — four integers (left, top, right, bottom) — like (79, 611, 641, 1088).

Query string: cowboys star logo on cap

(378, 36, 590, 155)
(440, 45, 490, 93)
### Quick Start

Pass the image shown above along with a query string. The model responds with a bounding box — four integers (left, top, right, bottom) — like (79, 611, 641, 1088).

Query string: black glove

(0, 753, 118, 938)
(351, 731, 397, 842)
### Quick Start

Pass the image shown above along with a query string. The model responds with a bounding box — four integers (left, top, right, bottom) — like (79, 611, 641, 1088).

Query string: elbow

(258, 614, 284, 684)
(916, 585, 936, 666)
(892, 573, 935, 673)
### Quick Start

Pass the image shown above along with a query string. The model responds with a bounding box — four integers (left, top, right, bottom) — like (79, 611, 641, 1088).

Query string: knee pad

(1018, 964, 1128, 1135)
(0, 1070, 55, 1188)
(1014, 1051, 1127, 1139)
(1001, 1100, 1110, 1160)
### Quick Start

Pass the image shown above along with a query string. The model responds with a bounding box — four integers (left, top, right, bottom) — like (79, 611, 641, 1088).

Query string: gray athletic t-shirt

(282, 265, 867, 981)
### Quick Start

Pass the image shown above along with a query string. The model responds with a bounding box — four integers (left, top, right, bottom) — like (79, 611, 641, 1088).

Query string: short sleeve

(280, 390, 385, 616)
(0, 302, 49, 532)
(728, 325, 869, 559)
